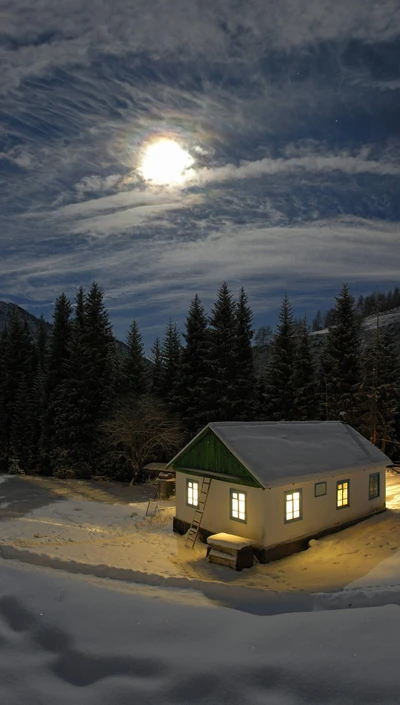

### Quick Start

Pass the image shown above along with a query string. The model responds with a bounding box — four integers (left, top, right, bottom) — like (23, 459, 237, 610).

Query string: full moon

(139, 138, 194, 185)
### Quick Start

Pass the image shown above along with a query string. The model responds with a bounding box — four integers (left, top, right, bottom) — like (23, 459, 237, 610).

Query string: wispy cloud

(1, 0, 399, 349)
(188, 150, 400, 186)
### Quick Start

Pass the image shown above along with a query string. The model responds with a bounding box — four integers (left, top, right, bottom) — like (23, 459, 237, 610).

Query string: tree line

(312, 285, 400, 331)
(0, 281, 399, 484)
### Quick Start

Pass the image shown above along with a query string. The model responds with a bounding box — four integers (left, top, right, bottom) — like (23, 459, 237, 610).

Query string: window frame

(230, 488, 247, 524)
(336, 479, 350, 509)
(369, 472, 380, 500)
(314, 481, 327, 498)
(186, 478, 199, 508)
(284, 489, 303, 524)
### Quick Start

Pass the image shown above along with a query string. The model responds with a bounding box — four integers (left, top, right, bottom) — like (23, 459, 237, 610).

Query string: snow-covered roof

(208, 421, 392, 488)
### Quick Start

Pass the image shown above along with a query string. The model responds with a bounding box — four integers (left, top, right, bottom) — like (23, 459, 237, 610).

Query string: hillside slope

(0, 300, 129, 356)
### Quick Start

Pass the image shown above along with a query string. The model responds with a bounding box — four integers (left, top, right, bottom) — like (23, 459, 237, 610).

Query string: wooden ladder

(185, 477, 212, 549)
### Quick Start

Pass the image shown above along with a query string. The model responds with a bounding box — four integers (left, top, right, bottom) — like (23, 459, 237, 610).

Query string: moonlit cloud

(1, 0, 399, 351)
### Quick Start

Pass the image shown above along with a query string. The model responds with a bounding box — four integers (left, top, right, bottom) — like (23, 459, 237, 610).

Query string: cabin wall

(263, 467, 386, 548)
(175, 472, 265, 543)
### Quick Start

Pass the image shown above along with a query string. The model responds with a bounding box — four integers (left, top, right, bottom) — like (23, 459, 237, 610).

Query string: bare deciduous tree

(102, 394, 183, 485)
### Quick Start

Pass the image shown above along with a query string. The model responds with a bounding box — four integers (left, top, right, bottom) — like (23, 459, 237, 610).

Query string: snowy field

(1, 558, 400, 704)
(2, 472, 400, 702)
(1, 472, 400, 597)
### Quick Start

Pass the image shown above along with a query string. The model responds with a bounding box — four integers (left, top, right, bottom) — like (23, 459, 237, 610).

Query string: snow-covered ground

(2, 472, 400, 702)
(1, 558, 400, 704)
(1, 472, 400, 597)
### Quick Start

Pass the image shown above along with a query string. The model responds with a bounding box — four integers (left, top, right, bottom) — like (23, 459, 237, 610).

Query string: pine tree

(0, 326, 9, 470)
(178, 294, 210, 436)
(160, 320, 182, 410)
(360, 325, 399, 453)
(36, 316, 48, 375)
(292, 317, 318, 420)
(323, 284, 362, 426)
(2, 313, 37, 472)
(253, 325, 273, 373)
(264, 295, 295, 421)
(121, 320, 147, 397)
(150, 336, 164, 398)
(202, 282, 238, 422)
(54, 283, 116, 474)
(40, 293, 73, 472)
(10, 376, 36, 472)
(234, 287, 257, 420)
(311, 310, 323, 332)
(200, 282, 237, 424)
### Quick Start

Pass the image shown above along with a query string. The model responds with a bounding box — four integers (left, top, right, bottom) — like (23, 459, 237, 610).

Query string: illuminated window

(187, 479, 199, 507)
(230, 489, 247, 523)
(315, 481, 327, 497)
(369, 473, 380, 500)
(285, 490, 302, 523)
(336, 480, 350, 508)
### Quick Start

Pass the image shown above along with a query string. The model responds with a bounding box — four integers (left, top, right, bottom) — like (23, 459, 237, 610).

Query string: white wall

(175, 472, 266, 543)
(263, 467, 386, 548)
(175, 467, 386, 548)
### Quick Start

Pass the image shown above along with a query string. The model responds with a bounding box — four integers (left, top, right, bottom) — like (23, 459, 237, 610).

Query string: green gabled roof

(165, 425, 263, 488)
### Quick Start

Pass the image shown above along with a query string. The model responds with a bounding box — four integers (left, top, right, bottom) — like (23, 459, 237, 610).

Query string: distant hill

(0, 300, 130, 357)
(310, 306, 400, 339)
(310, 306, 400, 367)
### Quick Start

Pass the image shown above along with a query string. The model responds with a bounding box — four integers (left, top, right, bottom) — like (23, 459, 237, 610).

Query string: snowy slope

(1, 560, 400, 705)
(311, 306, 400, 337)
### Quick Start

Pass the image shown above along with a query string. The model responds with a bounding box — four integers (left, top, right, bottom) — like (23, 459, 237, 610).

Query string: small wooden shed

(166, 421, 392, 562)
(142, 462, 168, 482)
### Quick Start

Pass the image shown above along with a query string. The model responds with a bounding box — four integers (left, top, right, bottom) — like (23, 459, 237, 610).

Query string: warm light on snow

(139, 139, 194, 185)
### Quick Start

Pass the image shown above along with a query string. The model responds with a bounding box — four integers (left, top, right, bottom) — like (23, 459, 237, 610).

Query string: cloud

(1, 1, 400, 95)
(1, 214, 399, 321)
(1, 0, 399, 351)
(74, 174, 122, 198)
(188, 150, 400, 186)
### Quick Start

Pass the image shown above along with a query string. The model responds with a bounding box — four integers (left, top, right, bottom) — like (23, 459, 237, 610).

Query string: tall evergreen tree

(360, 325, 399, 453)
(0, 327, 7, 469)
(150, 336, 164, 398)
(51, 288, 89, 471)
(292, 317, 318, 420)
(40, 293, 73, 472)
(36, 316, 48, 375)
(311, 310, 323, 332)
(160, 320, 182, 410)
(264, 295, 295, 421)
(2, 312, 37, 472)
(178, 294, 210, 436)
(323, 284, 362, 425)
(202, 282, 238, 422)
(121, 320, 147, 397)
(54, 283, 116, 474)
(234, 287, 257, 421)
(10, 375, 36, 472)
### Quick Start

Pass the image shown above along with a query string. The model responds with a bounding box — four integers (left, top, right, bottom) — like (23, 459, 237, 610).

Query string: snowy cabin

(166, 421, 392, 562)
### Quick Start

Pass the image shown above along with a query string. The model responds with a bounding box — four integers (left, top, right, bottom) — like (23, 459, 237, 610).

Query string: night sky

(1, 1, 400, 351)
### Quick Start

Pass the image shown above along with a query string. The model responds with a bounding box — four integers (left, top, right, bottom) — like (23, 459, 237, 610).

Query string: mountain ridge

(0, 300, 129, 356)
